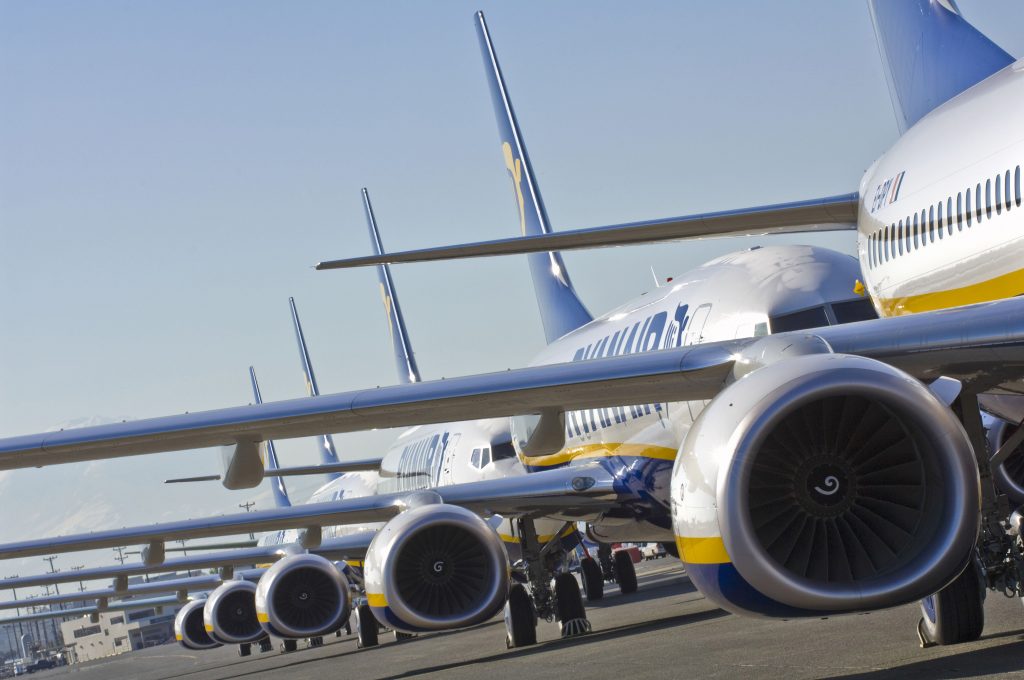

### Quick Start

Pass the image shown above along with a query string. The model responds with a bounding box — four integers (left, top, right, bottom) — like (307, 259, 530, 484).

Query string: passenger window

(912, 213, 919, 250)
(966, 188, 972, 227)
(947, 197, 953, 234)
(996, 174, 1002, 214)
(976, 182, 983, 222)
(884, 225, 890, 261)
(470, 448, 480, 468)
(897, 221, 903, 255)
(1016, 166, 1021, 207)
(957, 192, 963, 230)
(928, 206, 935, 242)
(986, 179, 992, 219)
(480, 447, 491, 467)
(1007, 169, 1013, 210)
(937, 202, 943, 240)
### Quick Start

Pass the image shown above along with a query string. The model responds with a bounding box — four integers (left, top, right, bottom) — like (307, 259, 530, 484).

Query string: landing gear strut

(354, 602, 379, 649)
(505, 519, 590, 648)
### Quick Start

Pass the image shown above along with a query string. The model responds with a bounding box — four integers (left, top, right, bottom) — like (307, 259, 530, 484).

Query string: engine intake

(364, 503, 509, 632)
(174, 599, 220, 650)
(986, 416, 1024, 504)
(672, 352, 980, 616)
(203, 581, 264, 645)
(254, 554, 351, 639)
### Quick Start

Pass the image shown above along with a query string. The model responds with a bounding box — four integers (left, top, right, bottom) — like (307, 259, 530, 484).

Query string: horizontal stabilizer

(316, 193, 858, 269)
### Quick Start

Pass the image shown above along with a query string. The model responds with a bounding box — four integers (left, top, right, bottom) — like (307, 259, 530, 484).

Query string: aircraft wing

(0, 595, 187, 625)
(164, 459, 383, 485)
(0, 534, 370, 591)
(315, 193, 858, 269)
(0, 343, 741, 470)
(0, 464, 619, 560)
(0, 574, 227, 611)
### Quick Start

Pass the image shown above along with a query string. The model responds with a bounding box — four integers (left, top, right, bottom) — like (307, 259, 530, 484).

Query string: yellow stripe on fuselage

(519, 442, 677, 468)
(675, 536, 731, 564)
(367, 592, 388, 608)
(875, 265, 1024, 316)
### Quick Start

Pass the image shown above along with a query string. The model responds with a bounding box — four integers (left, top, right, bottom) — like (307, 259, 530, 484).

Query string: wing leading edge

(315, 193, 858, 270)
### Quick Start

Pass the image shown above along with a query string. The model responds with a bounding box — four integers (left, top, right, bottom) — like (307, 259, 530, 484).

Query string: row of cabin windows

(866, 165, 1022, 269)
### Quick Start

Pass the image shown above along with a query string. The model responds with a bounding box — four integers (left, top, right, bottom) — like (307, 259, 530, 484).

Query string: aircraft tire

(504, 583, 537, 648)
(554, 572, 590, 638)
(355, 604, 379, 649)
(237, 643, 251, 657)
(393, 630, 415, 642)
(918, 557, 985, 646)
(614, 550, 638, 595)
(258, 637, 273, 653)
(580, 557, 604, 600)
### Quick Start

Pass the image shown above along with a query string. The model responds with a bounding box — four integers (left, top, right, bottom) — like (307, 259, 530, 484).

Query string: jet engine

(672, 352, 980, 617)
(174, 599, 221, 650)
(364, 502, 509, 633)
(254, 554, 351, 639)
(203, 580, 265, 645)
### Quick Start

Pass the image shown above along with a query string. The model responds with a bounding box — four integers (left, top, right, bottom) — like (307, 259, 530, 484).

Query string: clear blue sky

(1, 1, 1022, 583)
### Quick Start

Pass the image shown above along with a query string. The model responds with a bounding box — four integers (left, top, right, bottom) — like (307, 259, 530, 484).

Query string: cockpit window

(480, 447, 491, 467)
(492, 441, 517, 460)
(768, 306, 829, 333)
(769, 298, 879, 333)
(470, 448, 480, 468)
(831, 299, 878, 324)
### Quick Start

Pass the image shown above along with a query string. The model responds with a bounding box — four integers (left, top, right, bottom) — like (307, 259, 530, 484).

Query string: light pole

(42, 556, 64, 649)
(3, 575, 23, 650)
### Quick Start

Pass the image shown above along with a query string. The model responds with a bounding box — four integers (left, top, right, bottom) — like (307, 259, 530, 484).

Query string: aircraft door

(438, 434, 460, 486)
(683, 304, 712, 345)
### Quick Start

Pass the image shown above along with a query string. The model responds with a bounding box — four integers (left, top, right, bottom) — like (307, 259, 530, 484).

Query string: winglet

(475, 11, 592, 343)
(362, 188, 422, 384)
(249, 366, 292, 508)
(288, 298, 343, 480)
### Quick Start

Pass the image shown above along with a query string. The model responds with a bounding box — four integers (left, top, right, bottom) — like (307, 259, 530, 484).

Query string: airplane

(3, 1, 1024, 653)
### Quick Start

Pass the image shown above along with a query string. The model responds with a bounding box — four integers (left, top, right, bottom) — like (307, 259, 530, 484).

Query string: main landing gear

(918, 556, 985, 647)
(353, 602, 379, 649)
(580, 556, 604, 601)
(504, 519, 591, 648)
(597, 543, 638, 595)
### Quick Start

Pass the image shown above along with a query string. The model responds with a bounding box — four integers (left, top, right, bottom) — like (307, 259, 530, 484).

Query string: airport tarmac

(28, 559, 1024, 679)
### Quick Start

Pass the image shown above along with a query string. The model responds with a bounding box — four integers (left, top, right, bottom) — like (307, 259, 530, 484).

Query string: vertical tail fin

(475, 12, 592, 343)
(362, 188, 422, 384)
(288, 297, 343, 481)
(868, 0, 1013, 133)
(248, 366, 292, 508)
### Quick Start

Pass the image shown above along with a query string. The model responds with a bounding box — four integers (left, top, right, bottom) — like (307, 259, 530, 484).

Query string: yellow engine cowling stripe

(676, 536, 731, 564)
(367, 592, 388, 607)
(256, 612, 270, 623)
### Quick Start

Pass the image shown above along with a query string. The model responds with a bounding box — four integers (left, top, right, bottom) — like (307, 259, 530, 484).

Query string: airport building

(61, 605, 180, 663)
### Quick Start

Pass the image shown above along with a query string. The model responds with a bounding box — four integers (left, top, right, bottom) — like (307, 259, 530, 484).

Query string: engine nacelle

(173, 599, 220, 650)
(254, 553, 351, 639)
(203, 580, 265, 645)
(364, 503, 509, 633)
(672, 352, 980, 617)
